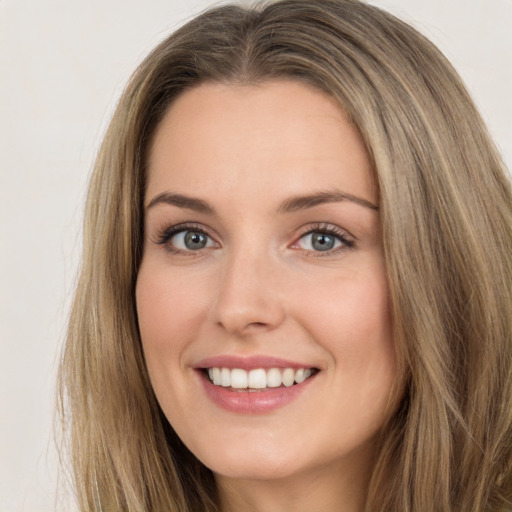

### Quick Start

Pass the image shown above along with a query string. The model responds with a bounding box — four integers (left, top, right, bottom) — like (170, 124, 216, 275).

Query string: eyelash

(155, 223, 215, 255)
(294, 223, 355, 256)
(154, 222, 354, 256)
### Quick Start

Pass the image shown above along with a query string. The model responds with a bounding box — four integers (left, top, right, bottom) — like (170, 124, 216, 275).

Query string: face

(136, 80, 397, 485)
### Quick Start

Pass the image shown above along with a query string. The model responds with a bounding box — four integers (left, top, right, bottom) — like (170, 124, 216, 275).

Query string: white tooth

(212, 367, 221, 385)
(209, 366, 313, 388)
(221, 368, 231, 387)
(295, 368, 306, 384)
(248, 368, 267, 389)
(267, 368, 282, 387)
(231, 368, 248, 389)
(282, 368, 295, 387)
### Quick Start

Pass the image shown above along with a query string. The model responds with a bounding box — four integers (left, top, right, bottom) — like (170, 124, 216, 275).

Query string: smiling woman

(136, 81, 395, 509)
(57, 1, 512, 511)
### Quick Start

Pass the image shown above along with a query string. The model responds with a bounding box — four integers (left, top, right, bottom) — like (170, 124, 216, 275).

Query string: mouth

(203, 366, 319, 391)
(194, 355, 320, 413)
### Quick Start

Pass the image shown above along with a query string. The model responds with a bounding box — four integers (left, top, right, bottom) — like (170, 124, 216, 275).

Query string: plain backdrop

(0, 1, 510, 510)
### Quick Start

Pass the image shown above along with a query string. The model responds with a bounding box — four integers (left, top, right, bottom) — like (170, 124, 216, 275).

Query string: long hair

(58, 1, 512, 510)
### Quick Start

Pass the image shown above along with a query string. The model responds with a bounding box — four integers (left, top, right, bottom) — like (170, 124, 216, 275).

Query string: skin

(136, 80, 397, 512)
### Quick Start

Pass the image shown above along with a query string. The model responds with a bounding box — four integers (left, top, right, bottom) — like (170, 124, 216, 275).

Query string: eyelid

(153, 222, 220, 254)
(290, 223, 355, 254)
(152, 221, 354, 257)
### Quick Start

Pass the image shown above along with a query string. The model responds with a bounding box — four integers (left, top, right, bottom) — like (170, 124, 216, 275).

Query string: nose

(208, 248, 286, 336)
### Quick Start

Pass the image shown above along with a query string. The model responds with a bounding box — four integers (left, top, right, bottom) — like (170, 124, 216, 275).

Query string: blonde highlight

(58, 1, 512, 510)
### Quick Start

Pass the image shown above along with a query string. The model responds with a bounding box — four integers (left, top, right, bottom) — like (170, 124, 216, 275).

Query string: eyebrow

(146, 192, 215, 214)
(278, 190, 379, 213)
(146, 189, 379, 214)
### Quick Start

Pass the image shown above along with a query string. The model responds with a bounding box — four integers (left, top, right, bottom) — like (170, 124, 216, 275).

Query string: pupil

(185, 231, 207, 249)
(312, 233, 334, 251)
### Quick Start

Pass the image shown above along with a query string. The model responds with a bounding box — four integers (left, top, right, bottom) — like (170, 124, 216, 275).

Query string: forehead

(146, 80, 376, 206)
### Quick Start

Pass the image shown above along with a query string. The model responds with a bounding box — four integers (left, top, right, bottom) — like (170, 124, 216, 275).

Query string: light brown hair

(58, 1, 512, 510)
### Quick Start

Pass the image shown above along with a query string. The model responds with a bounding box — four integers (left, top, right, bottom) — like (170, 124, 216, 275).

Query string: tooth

(231, 368, 248, 389)
(221, 368, 231, 387)
(248, 369, 267, 389)
(209, 366, 314, 388)
(295, 368, 306, 383)
(267, 368, 282, 387)
(282, 368, 295, 387)
(212, 367, 221, 385)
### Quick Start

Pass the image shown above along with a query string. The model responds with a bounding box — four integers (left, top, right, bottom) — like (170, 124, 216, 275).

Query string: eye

(301, 232, 339, 251)
(171, 230, 215, 251)
(293, 225, 354, 254)
(155, 224, 217, 253)
(297, 231, 342, 252)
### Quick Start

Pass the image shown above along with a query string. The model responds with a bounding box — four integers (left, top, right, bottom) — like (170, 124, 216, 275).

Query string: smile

(206, 367, 315, 390)
(194, 356, 320, 413)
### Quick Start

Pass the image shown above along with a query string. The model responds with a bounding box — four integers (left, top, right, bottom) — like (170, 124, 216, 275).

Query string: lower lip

(198, 371, 316, 414)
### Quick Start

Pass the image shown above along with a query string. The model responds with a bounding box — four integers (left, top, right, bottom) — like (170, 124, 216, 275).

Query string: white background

(1, 1, 510, 510)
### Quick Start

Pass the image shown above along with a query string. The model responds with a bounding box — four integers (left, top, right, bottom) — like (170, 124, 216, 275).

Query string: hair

(58, 0, 512, 510)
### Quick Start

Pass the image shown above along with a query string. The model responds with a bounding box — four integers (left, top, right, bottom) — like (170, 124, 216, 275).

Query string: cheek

(297, 266, 396, 404)
(298, 266, 392, 350)
(135, 262, 207, 371)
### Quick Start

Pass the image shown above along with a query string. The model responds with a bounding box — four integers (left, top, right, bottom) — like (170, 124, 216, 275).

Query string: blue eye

(298, 232, 341, 251)
(156, 225, 217, 253)
(170, 230, 215, 251)
(295, 227, 353, 253)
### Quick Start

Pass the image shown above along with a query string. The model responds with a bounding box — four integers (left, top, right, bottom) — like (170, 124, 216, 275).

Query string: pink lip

(193, 355, 318, 414)
(199, 376, 314, 414)
(193, 355, 314, 371)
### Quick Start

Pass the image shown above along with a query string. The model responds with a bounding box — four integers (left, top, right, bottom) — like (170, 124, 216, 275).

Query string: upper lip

(193, 355, 317, 371)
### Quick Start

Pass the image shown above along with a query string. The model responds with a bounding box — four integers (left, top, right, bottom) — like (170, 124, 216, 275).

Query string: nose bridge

(209, 238, 285, 334)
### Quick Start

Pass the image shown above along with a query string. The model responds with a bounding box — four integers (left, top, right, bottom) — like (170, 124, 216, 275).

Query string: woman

(58, 0, 512, 510)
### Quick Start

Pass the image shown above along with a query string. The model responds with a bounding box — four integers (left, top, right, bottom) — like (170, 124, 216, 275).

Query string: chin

(191, 438, 306, 481)
(209, 458, 300, 481)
